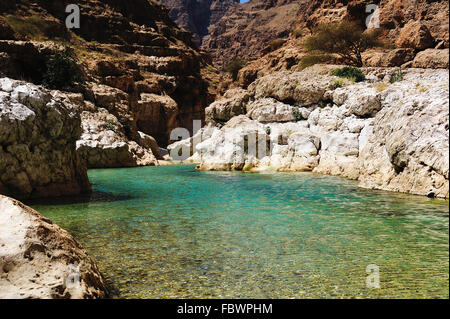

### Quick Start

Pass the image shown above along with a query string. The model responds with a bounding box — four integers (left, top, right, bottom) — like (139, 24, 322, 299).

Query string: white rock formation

(169, 68, 449, 198)
(0, 78, 90, 199)
(0, 195, 107, 299)
(76, 108, 158, 168)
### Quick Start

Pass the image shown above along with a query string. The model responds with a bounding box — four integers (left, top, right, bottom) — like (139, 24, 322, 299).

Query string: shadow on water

(24, 190, 137, 207)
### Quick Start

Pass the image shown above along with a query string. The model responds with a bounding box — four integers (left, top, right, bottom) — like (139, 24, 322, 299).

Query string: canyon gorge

(0, 0, 449, 299)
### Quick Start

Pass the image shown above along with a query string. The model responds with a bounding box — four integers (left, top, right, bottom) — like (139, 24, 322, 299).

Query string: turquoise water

(28, 165, 449, 298)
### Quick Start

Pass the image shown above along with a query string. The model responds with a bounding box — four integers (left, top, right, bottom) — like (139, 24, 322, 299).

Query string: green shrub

(225, 59, 246, 81)
(303, 21, 382, 67)
(390, 69, 403, 83)
(265, 39, 286, 53)
(298, 53, 332, 70)
(265, 126, 271, 135)
(292, 28, 303, 39)
(333, 78, 345, 89)
(293, 107, 302, 121)
(105, 119, 116, 132)
(332, 66, 365, 83)
(42, 47, 84, 90)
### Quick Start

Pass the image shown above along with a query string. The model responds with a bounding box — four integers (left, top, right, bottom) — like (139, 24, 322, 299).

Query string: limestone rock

(248, 71, 334, 106)
(332, 85, 382, 117)
(362, 49, 416, 68)
(0, 0, 212, 152)
(246, 98, 296, 123)
(205, 88, 250, 124)
(76, 109, 158, 168)
(138, 131, 162, 160)
(171, 69, 449, 198)
(0, 195, 107, 299)
(359, 70, 449, 198)
(134, 93, 179, 146)
(0, 78, 90, 199)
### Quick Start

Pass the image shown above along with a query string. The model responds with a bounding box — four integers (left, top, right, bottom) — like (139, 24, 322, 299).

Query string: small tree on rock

(225, 59, 245, 81)
(303, 21, 382, 67)
(42, 46, 84, 90)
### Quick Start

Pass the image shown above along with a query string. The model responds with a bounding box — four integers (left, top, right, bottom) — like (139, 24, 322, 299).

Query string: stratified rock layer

(0, 78, 90, 199)
(0, 195, 107, 299)
(171, 68, 449, 198)
(225, 0, 449, 87)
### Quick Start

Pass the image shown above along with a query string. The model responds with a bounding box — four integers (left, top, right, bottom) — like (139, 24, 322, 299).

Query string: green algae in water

(27, 165, 449, 299)
(422, 200, 449, 206)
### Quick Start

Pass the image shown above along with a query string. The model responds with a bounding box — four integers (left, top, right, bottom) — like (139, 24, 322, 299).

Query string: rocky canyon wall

(162, 0, 449, 73)
(0, 0, 215, 176)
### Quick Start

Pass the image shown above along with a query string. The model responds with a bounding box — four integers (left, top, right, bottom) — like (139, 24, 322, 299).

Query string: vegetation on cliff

(302, 21, 382, 67)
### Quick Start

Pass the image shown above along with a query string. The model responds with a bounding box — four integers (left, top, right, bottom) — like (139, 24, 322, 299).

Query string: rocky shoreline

(169, 67, 449, 199)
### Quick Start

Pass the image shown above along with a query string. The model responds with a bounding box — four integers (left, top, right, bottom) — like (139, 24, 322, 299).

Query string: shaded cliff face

(0, 0, 214, 151)
(160, 0, 239, 45)
(202, 0, 307, 68)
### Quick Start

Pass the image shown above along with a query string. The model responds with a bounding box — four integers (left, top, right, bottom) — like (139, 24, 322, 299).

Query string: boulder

(248, 71, 334, 106)
(412, 49, 449, 69)
(76, 109, 158, 168)
(205, 88, 250, 124)
(362, 49, 416, 67)
(396, 21, 434, 50)
(246, 98, 296, 123)
(138, 131, 162, 160)
(332, 85, 382, 117)
(0, 195, 107, 299)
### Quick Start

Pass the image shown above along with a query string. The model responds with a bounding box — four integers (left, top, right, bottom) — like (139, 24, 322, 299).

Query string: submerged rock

(0, 195, 107, 299)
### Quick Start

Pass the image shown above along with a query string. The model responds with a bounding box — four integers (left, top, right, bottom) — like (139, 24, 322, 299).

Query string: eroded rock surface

(0, 0, 213, 151)
(0, 195, 107, 299)
(0, 78, 90, 199)
(76, 108, 158, 168)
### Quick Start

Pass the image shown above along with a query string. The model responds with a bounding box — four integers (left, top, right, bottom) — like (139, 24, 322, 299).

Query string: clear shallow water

(27, 165, 449, 299)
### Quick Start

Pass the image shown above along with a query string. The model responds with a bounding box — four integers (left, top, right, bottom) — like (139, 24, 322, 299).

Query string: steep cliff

(200, 0, 448, 74)
(202, 0, 304, 68)
(0, 0, 214, 169)
(160, 0, 239, 44)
